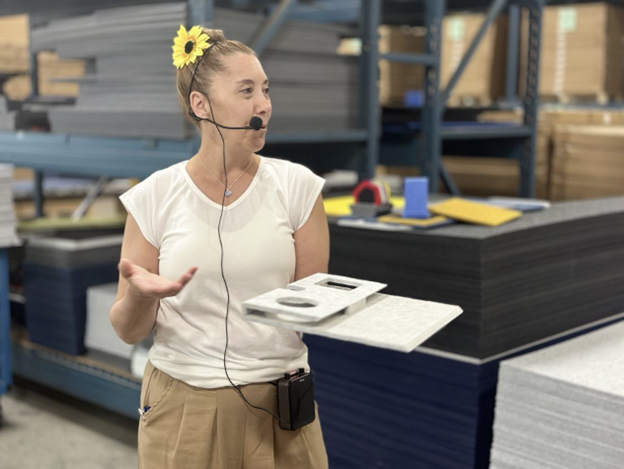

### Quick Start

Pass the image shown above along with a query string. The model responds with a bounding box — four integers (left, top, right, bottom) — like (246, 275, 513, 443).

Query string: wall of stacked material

(475, 108, 624, 201)
(377, 25, 426, 106)
(31, 2, 358, 139)
(440, 12, 508, 107)
(520, 2, 624, 104)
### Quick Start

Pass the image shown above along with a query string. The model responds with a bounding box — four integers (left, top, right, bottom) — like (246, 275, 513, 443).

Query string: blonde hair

(176, 28, 256, 128)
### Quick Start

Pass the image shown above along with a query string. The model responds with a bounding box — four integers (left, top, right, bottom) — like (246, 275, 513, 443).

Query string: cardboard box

(38, 51, 84, 97)
(551, 125, 624, 200)
(0, 15, 29, 74)
(521, 3, 624, 101)
(378, 25, 426, 106)
(441, 13, 508, 105)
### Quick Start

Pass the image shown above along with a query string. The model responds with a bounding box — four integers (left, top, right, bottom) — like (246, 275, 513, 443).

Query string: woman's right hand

(118, 258, 198, 300)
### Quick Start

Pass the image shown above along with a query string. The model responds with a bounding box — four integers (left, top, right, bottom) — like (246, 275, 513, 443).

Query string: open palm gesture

(118, 258, 198, 299)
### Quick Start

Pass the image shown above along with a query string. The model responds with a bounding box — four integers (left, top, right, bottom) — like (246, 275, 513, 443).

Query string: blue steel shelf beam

(0, 251, 11, 398)
(188, 0, 215, 27)
(439, 0, 508, 110)
(519, 0, 542, 198)
(421, 0, 445, 194)
(358, 0, 381, 181)
(380, 53, 439, 66)
(12, 344, 141, 420)
(248, 0, 296, 56)
(504, 5, 521, 106)
(415, 0, 543, 196)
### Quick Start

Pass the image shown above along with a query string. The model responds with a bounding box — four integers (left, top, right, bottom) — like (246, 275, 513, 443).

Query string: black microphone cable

(189, 42, 288, 425)
(205, 94, 288, 426)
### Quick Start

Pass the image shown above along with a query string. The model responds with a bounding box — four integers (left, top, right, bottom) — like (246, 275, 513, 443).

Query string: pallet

(447, 95, 493, 108)
(539, 92, 624, 105)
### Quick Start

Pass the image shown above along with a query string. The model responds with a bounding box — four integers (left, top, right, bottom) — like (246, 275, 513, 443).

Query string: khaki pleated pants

(137, 360, 329, 469)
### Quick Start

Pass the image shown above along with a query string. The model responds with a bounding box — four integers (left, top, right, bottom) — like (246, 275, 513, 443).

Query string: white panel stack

(0, 96, 16, 131)
(490, 321, 624, 469)
(131, 334, 153, 378)
(0, 164, 19, 247)
(86, 283, 133, 359)
(31, 2, 358, 138)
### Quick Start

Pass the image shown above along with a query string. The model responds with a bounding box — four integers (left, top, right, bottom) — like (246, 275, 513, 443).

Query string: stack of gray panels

(490, 321, 624, 469)
(32, 2, 358, 138)
(32, 2, 189, 139)
(0, 95, 16, 131)
(215, 9, 358, 133)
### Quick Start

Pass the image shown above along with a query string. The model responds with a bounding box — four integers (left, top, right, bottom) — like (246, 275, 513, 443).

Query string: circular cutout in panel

(276, 297, 318, 308)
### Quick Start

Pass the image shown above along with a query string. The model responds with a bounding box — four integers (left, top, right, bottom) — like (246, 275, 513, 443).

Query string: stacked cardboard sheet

(441, 13, 507, 106)
(551, 125, 624, 200)
(490, 320, 624, 469)
(0, 14, 29, 74)
(522, 3, 624, 102)
(378, 25, 426, 106)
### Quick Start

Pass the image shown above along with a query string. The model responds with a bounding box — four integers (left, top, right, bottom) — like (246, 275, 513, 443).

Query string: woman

(109, 25, 330, 469)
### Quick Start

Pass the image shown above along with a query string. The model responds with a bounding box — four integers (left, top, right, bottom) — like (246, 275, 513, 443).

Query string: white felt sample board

(86, 283, 133, 359)
(242, 273, 463, 353)
(490, 320, 624, 469)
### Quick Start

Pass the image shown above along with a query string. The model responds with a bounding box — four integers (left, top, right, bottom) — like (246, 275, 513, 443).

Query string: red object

(352, 180, 382, 205)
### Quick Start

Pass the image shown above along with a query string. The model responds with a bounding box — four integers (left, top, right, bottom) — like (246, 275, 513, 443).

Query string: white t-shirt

(118, 156, 325, 388)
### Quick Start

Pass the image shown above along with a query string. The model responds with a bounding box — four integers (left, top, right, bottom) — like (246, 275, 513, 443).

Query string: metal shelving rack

(0, 250, 11, 418)
(0, 0, 546, 421)
(0, 0, 381, 420)
(378, 0, 544, 197)
(0, 0, 379, 215)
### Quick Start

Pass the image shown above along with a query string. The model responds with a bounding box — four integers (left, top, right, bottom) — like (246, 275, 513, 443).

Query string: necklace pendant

(225, 189, 232, 197)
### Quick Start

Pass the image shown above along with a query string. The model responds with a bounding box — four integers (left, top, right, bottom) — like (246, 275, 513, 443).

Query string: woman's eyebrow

(235, 79, 270, 85)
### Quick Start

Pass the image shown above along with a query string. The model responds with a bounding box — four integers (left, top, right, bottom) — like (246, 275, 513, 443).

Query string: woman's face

(204, 53, 271, 153)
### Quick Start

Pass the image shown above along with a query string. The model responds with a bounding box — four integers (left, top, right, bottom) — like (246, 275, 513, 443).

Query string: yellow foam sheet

(378, 214, 449, 227)
(323, 196, 405, 217)
(429, 198, 522, 226)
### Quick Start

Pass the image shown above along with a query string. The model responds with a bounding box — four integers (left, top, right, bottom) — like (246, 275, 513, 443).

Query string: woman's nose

(255, 95, 271, 116)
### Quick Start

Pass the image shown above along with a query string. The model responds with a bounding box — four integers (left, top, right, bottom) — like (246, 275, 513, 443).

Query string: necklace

(199, 157, 253, 197)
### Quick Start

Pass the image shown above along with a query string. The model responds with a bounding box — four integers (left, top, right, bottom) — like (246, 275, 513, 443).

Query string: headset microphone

(188, 109, 263, 131)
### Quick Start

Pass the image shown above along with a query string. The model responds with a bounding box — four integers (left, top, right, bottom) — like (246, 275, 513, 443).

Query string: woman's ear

(190, 90, 210, 120)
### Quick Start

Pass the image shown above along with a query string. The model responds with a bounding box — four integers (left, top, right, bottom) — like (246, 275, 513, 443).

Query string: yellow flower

(172, 25, 210, 69)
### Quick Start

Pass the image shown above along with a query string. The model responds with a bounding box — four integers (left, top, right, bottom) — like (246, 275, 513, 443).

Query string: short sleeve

(119, 177, 159, 249)
(288, 162, 326, 231)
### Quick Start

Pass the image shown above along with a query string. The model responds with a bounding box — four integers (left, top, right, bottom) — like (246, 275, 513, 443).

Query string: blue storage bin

(25, 263, 119, 355)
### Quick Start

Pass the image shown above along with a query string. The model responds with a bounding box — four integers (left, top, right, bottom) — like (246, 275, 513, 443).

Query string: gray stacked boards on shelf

(215, 9, 358, 133)
(0, 95, 16, 131)
(305, 315, 624, 469)
(24, 231, 122, 355)
(490, 320, 624, 469)
(31, 2, 188, 139)
(31, 3, 358, 138)
(328, 197, 624, 359)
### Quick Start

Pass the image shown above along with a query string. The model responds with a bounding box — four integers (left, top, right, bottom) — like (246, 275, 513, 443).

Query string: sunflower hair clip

(172, 25, 213, 69)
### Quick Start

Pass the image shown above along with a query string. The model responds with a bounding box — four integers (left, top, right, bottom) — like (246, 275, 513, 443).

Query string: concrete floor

(0, 379, 138, 469)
